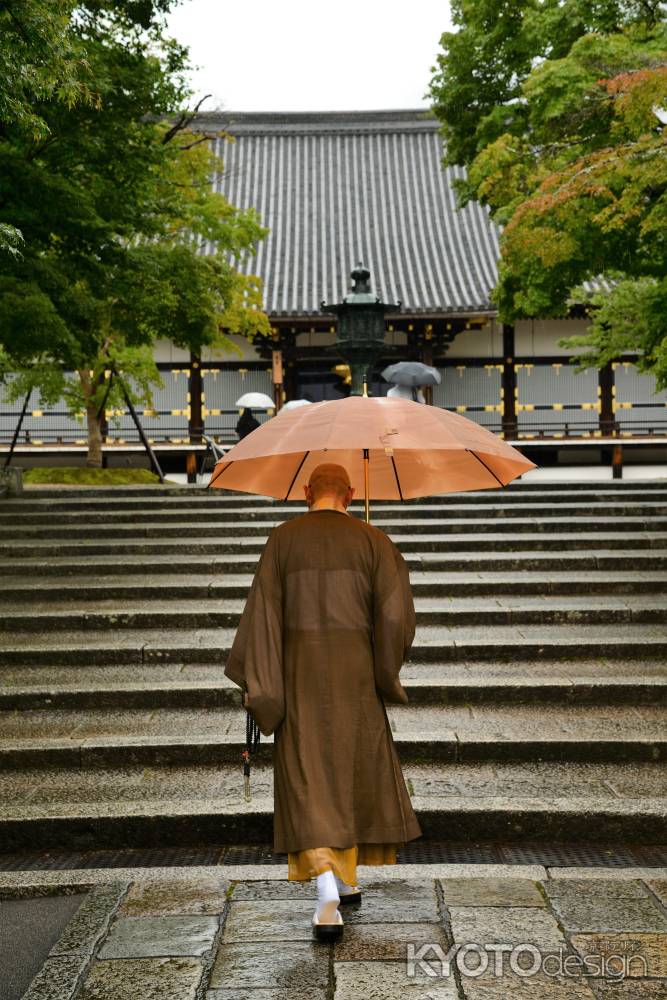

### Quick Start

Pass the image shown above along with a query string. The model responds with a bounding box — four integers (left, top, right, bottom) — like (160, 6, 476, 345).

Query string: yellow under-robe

(287, 842, 399, 883)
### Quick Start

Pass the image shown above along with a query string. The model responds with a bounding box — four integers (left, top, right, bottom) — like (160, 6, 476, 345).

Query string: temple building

(160, 109, 667, 448)
(2, 108, 666, 467)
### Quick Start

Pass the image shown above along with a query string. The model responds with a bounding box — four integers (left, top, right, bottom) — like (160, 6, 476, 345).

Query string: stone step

(1, 661, 665, 709)
(0, 596, 664, 631)
(0, 759, 664, 850)
(1, 549, 665, 576)
(3, 570, 667, 602)
(6, 500, 667, 525)
(6, 479, 667, 505)
(0, 702, 665, 768)
(1, 623, 665, 665)
(3, 531, 665, 559)
(4, 514, 667, 540)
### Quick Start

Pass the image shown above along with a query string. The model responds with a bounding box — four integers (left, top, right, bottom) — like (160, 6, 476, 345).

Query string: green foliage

(429, 0, 665, 172)
(23, 466, 169, 484)
(0, 0, 270, 457)
(561, 277, 667, 389)
(429, 0, 667, 384)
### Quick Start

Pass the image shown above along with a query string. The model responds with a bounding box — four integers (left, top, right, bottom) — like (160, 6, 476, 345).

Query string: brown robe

(225, 507, 423, 853)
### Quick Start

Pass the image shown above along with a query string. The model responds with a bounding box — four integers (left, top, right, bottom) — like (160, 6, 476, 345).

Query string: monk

(225, 462, 422, 939)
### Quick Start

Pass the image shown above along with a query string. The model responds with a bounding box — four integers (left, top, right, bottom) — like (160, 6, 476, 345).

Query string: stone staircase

(0, 480, 666, 855)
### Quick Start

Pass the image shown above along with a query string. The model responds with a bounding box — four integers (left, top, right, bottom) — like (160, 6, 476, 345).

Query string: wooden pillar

(501, 323, 518, 437)
(185, 450, 197, 484)
(272, 350, 283, 410)
(188, 353, 203, 442)
(612, 443, 623, 479)
(599, 361, 615, 436)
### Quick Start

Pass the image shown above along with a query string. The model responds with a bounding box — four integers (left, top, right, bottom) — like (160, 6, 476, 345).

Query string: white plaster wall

(445, 320, 503, 359)
(515, 319, 592, 357)
(153, 335, 267, 364)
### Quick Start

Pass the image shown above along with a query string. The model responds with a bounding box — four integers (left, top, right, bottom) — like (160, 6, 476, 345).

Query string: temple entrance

(293, 362, 391, 402)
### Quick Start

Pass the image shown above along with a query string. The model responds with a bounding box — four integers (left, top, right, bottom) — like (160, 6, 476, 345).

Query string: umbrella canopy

(235, 391, 276, 409)
(209, 395, 536, 503)
(381, 362, 441, 387)
(279, 399, 312, 412)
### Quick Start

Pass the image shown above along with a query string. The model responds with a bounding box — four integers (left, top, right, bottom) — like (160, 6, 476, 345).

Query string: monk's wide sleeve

(224, 527, 285, 737)
(372, 532, 416, 705)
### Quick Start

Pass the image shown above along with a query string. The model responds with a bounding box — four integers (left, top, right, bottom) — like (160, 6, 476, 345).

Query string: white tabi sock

(315, 869, 340, 923)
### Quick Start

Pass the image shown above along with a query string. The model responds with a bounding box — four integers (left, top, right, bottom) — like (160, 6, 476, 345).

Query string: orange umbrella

(208, 395, 536, 522)
(209, 396, 537, 521)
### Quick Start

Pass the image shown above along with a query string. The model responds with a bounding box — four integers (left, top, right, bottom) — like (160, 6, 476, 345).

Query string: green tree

(0, 0, 93, 252)
(429, 1, 667, 388)
(0, 0, 269, 464)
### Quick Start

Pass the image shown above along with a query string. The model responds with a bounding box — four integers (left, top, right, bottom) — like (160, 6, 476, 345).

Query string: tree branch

(162, 94, 213, 144)
(178, 134, 216, 151)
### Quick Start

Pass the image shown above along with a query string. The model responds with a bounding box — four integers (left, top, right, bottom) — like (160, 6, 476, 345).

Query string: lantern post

(322, 262, 400, 396)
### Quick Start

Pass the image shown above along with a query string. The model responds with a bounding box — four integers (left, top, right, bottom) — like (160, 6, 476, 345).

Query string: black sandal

(312, 907, 344, 941)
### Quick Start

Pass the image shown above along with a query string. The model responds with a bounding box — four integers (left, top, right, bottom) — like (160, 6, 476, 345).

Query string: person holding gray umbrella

(387, 383, 426, 404)
(382, 361, 441, 403)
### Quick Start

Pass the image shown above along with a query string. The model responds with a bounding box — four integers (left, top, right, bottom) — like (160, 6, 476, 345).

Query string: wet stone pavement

(6, 871, 667, 999)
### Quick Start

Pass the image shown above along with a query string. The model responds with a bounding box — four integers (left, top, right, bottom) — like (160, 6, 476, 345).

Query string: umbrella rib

(466, 449, 505, 488)
(284, 451, 310, 501)
(207, 461, 233, 489)
(390, 455, 404, 501)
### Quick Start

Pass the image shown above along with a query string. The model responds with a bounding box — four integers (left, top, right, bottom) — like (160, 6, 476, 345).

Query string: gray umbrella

(381, 362, 442, 387)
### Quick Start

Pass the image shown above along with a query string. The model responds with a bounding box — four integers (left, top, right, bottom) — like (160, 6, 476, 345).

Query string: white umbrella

(279, 399, 312, 412)
(235, 392, 276, 409)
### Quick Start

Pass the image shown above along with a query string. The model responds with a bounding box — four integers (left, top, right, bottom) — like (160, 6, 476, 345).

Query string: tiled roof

(196, 110, 500, 318)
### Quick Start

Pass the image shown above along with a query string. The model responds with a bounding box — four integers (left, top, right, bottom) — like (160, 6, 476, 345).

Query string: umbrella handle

(363, 448, 370, 524)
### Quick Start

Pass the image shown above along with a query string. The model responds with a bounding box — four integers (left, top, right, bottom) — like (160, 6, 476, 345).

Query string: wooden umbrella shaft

(361, 381, 370, 523)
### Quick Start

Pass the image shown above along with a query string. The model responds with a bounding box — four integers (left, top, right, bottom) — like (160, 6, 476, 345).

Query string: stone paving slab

(646, 880, 667, 906)
(590, 984, 667, 998)
(98, 913, 219, 958)
(448, 905, 567, 949)
(332, 959, 459, 999)
(332, 920, 450, 961)
(457, 969, 598, 998)
(222, 900, 323, 942)
(79, 956, 204, 999)
(118, 876, 232, 916)
(47, 882, 128, 957)
(209, 940, 329, 990)
(440, 877, 546, 908)
(571, 932, 667, 978)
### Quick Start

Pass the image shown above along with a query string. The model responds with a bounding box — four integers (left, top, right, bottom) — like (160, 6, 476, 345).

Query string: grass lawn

(23, 467, 169, 486)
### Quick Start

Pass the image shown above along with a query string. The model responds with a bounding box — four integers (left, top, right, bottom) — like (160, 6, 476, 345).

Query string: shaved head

(307, 463, 351, 501)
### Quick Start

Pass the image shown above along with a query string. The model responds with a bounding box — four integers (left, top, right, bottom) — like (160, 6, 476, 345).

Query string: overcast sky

(165, 0, 453, 112)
